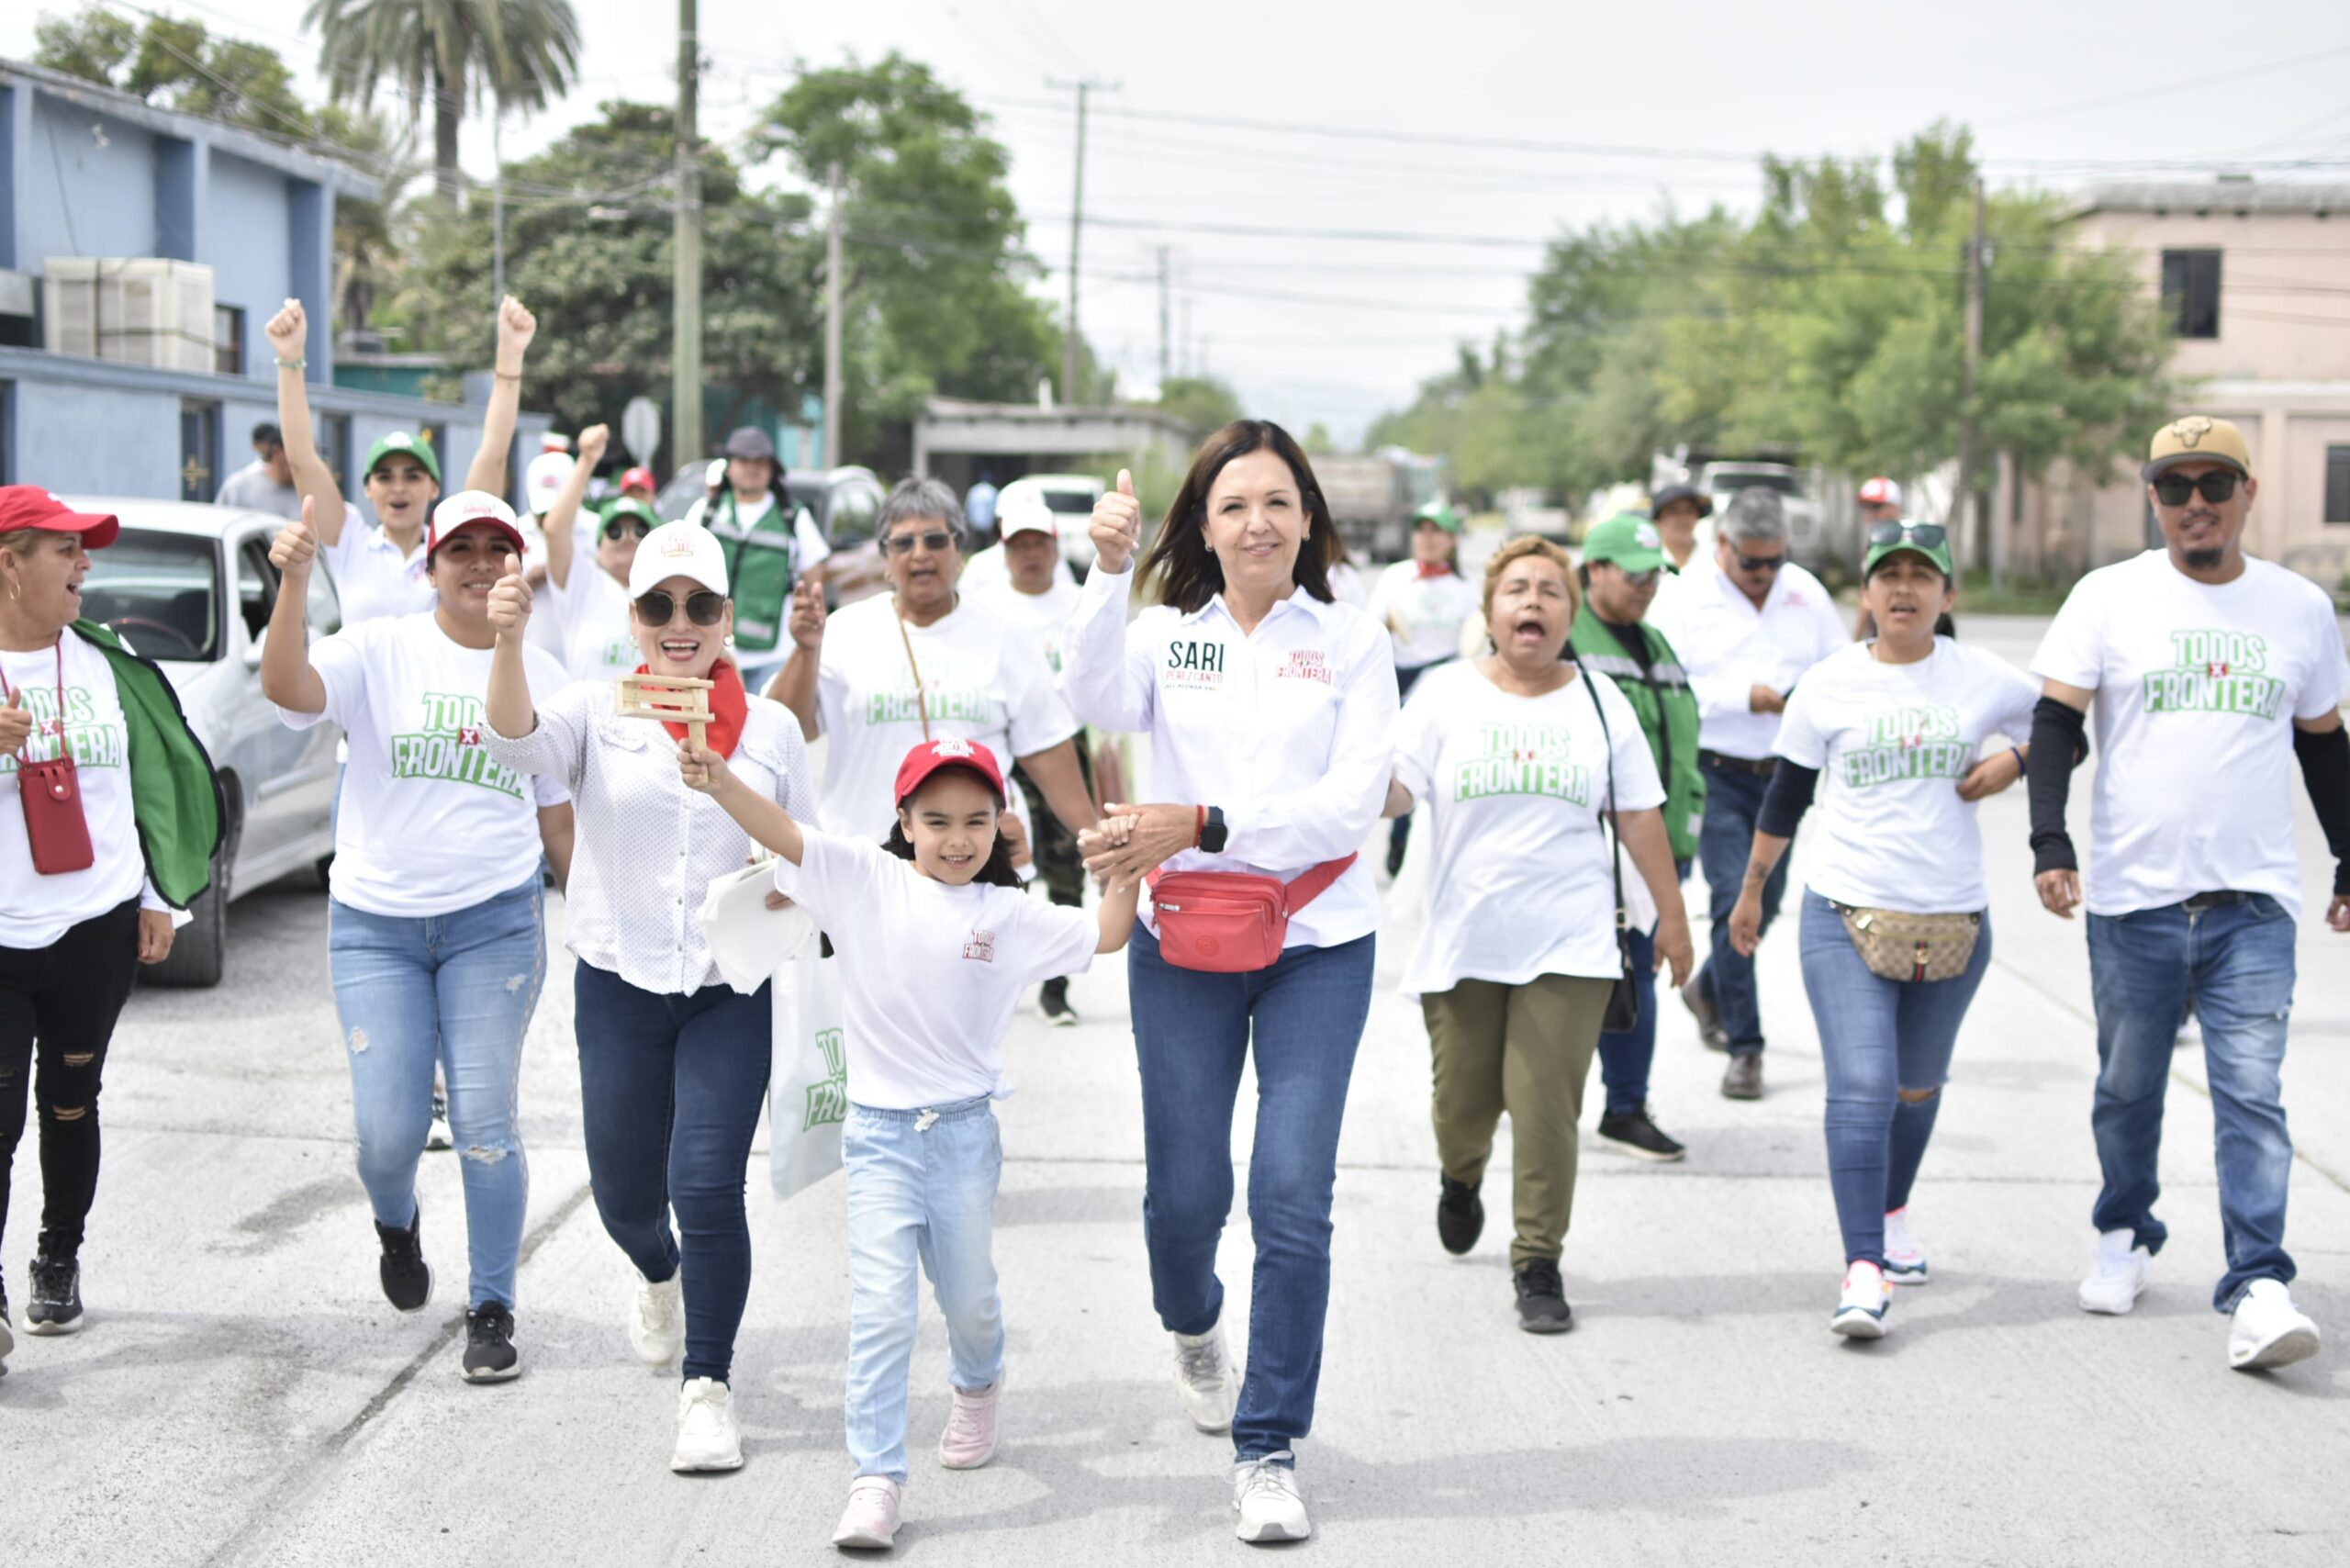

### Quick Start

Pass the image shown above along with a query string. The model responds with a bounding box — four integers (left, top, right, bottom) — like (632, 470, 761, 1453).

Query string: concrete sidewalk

(4, 616, 2348, 1566)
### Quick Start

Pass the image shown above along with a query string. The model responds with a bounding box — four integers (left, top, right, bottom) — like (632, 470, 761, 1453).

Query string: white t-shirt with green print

(1774, 637, 2039, 915)
(1, 634, 151, 947)
(277, 612, 572, 919)
(1393, 659, 1664, 996)
(2033, 549, 2348, 917)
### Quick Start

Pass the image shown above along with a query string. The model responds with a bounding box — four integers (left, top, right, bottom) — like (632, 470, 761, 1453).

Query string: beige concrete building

(1993, 180, 2350, 591)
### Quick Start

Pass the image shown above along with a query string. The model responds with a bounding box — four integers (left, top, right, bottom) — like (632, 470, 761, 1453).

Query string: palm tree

(305, 0, 582, 207)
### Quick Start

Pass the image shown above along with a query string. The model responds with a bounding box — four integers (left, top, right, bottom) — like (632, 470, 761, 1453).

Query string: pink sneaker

(831, 1476, 901, 1551)
(937, 1378, 1001, 1469)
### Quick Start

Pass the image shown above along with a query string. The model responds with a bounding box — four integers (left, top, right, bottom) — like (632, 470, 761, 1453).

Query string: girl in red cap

(681, 734, 1138, 1551)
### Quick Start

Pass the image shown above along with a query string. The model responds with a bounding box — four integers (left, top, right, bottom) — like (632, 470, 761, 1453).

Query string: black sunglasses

(2151, 471, 2241, 507)
(1616, 566, 1661, 588)
(1867, 521, 1947, 550)
(882, 529, 957, 556)
(1733, 551, 1787, 573)
(602, 515, 655, 543)
(633, 588, 727, 627)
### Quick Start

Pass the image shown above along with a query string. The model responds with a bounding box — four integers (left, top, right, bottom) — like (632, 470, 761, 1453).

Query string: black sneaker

(426, 1089, 453, 1152)
(1596, 1106, 1687, 1163)
(462, 1304, 521, 1383)
(1384, 836, 1407, 879)
(1039, 977, 1079, 1027)
(1514, 1259, 1573, 1334)
(25, 1255, 83, 1336)
(1436, 1176, 1484, 1256)
(375, 1202, 434, 1313)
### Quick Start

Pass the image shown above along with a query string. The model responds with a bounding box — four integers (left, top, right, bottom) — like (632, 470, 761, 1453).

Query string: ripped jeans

(329, 878, 545, 1309)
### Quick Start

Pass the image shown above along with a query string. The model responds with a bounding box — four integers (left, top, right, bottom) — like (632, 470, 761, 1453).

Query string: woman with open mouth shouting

(261, 491, 575, 1383)
(1385, 535, 1694, 1336)
(483, 521, 817, 1476)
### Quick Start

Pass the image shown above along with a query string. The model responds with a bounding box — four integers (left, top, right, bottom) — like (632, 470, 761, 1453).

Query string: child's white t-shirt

(774, 829, 1096, 1109)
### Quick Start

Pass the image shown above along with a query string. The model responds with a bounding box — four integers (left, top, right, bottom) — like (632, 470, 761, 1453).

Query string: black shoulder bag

(1578, 663, 1641, 1033)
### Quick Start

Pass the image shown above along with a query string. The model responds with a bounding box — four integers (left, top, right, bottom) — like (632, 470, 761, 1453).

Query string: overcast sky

(10, 0, 2350, 441)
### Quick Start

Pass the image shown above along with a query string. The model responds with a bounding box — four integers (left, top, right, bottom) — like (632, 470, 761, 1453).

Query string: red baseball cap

(894, 737, 1006, 808)
(426, 489, 529, 561)
(0, 487, 119, 549)
(621, 465, 656, 493)
(1857, 476, 1902, 508)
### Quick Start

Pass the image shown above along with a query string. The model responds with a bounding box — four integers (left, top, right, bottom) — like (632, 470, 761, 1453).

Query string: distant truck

(1315, 446, 1443, 564)
(1651, 451, 1836, 571)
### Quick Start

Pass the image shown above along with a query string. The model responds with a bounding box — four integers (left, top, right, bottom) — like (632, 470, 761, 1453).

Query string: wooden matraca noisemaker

(615, 671, 715, 750)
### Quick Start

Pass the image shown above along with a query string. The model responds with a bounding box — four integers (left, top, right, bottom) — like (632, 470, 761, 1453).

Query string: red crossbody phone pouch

(1147, 854, 1356, 973)
(4, 641, 95, 876)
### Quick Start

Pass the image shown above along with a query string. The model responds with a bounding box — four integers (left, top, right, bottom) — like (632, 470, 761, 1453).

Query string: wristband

(275, 356, 306, 370)
(494, 370, 521, 383)
(2009, 746, 2025, 775)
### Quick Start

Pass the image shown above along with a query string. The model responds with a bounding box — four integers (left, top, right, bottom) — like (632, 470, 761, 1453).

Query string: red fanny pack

(1147, 854, 1356, 973)
(5, 641, 95, 876)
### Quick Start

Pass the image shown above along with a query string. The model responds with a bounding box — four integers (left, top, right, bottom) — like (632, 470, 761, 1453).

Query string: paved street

(4, 616, 2349, 1566)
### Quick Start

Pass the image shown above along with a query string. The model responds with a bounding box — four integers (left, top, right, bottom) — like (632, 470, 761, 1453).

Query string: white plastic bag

(769, 952, 847, 1199)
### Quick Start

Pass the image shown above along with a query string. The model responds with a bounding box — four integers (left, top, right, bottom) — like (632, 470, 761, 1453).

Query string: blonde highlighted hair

(1479, 534, 1581, 624)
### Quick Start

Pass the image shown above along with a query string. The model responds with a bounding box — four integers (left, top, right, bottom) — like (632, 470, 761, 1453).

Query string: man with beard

(2028, 415, 2350, 1371)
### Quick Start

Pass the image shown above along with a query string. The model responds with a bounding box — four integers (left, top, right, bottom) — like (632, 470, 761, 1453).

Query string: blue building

(0, 59, 546, 502)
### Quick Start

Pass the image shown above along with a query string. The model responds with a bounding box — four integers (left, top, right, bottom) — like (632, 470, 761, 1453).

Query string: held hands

(2036, 869, 2083, 920)
(263, 298, 307, 363)
(1653, 911, 1695, 989)
(1956, 748, 2023, 802)
(1080, 801, 1195, 889)
(576, 423, 611, 465)
(138, 908, 176, 965)
(270, 497, 320, 577)
(1090, 469, 1143, 576)
(487, 559, 532, 642)
(0, 689, 30, 755)
(788, 577, 827, 652)
(495, 295, 537, 372)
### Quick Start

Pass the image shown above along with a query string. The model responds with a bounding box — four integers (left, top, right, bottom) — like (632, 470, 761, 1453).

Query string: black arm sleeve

(2028, 697, 2087, 875)
(2293, 723, 2350, 897)
(1754, 761, 1819, 839)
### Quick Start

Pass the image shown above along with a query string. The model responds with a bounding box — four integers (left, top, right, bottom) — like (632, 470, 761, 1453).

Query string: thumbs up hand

(487, 557, 532, 641)
(0, 688, 31, 756)
(271, 496, 320, 577)
(1091, 468, 1143, 576)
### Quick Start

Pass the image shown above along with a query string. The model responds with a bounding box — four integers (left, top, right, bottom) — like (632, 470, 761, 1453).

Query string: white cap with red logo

(1857, 476, 1902, 508)
(525, 451, 574, 515)
(426, 490, 529, 559)
(628, 521, 731, 599)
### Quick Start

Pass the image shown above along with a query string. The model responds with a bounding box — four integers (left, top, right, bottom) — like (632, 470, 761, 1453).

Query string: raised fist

(263, 298, 307, 362)
(495, 296, 537, 369)
(576, 423, 611, 465)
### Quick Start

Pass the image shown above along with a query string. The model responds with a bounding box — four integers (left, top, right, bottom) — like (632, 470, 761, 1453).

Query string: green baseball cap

(1581, 513, 1667, 573)
(1411, 501, 1462, 534)
(364, 430, 442, 485)
(1863, 520, 1954, 577)
(601, 497, 658, 527)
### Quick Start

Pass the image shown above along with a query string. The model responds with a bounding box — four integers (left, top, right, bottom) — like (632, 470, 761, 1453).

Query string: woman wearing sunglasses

(768, 477, 1099, 869)
(536, 424, 659, 683)
(1727, 521, 2042, 1338)
(483, 520, 816, 1474)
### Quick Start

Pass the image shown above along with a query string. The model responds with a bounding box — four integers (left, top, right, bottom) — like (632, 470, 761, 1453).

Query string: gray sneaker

(1682, 976, 1729, 1051)
(1721, 1052, 1763, 1101)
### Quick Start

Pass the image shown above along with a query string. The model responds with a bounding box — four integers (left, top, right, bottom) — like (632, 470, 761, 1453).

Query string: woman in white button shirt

(1065, 421, 1396, 1546)
(483, 520, 815, 1475)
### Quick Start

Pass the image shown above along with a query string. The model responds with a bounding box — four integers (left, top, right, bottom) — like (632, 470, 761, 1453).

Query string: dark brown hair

(1138, 420, 1336, 613)
(882, 764, 1024, 889)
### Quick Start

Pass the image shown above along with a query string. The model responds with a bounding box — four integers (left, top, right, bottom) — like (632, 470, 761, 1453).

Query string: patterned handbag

(1830, 903, 1982, 983)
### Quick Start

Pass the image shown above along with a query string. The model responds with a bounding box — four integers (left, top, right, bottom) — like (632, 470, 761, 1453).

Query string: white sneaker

(2228, 1279, 2322, 1372)
(670, 1376, 744, 1472)
(1831, 1261, 1890, 1338)
(1172, 1324, 1239, 1434)
(937, 1377, 1001, 1469)
(1232, 1451, 1311, 1542)
(2078, 1229, 2152, 1315)
(630, 1271, 685, 1367)
(832, 1476, 902, 1551)
(1882, 1208, 1929, 1285)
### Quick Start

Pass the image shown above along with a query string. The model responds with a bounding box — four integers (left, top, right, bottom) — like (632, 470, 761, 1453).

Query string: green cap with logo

(1863, 521, 1955, 578)
(1411, 501, 1462, 534)
(602, 496, 658, 527)
(1581, 512, 1666, 573)
(364, 430, 442, 485)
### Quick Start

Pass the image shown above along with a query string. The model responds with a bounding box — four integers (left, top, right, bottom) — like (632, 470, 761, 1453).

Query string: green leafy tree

(32, 10, 139, 87)
(306, 0, 583, 207)
(1158, 375, 1244, 435)
(35, 9, 313, 142)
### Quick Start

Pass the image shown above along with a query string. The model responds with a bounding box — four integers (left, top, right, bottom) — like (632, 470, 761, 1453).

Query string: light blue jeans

(328, 877, 545, 1309)
(843, 1096, 1004, 1483)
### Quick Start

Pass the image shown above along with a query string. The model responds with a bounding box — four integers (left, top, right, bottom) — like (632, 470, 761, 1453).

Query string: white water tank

(42, 258, 218, 373)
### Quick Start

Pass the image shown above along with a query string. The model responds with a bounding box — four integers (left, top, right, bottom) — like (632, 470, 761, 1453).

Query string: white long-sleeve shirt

(1646, 555, 1846, 760)
(1060, 565, 1398, 950)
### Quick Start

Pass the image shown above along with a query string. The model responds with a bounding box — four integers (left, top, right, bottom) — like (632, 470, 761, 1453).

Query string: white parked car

(69, 498, 343, 987)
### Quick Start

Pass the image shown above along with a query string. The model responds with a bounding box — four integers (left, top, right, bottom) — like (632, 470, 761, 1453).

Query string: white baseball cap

(998, 495, 1057, 540)
(629, 521, 731, 599)
(525, 451, 574, 514)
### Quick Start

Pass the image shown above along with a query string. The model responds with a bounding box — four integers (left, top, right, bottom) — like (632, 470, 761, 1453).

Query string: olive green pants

(1423, 973, 1613, 1266)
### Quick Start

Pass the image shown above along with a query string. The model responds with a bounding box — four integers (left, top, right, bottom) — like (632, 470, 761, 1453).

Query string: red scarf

(1415, 560, 1456, 579)
(636, 658, 748, 758)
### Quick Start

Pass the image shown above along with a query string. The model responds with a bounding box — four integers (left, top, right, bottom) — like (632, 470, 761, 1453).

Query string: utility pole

(491, 107, 505, 301)
(670, 0, 704, 475)
(1956, 175, 1987, 589)
(824, 162, 845, 469)
(1156, 245, 1172, 385)
(1180, 297, 1193, 378)
(1047, 77, 1118, 407)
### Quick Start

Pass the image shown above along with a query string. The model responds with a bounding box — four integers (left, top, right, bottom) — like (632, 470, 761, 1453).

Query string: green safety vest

(1568, 614, 1706, 862)
(706, 488, 799, 654)
(70, 619, 225, 908)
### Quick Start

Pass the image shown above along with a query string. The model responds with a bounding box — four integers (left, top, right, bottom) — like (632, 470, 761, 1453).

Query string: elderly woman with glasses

(768, 476, 1100, 864)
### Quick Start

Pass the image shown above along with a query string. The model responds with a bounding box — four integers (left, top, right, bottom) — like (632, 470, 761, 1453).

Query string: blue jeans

(573, 960, 773, 1383)
(1695, 760, 1786, 1054)
(2087, 896, 2299, 1313)
(1597, 857, 1692, 1115)
(843, 1096, 1004, 1483)
(328, 877, 545, 1309)
(1797, 891, 1991, 1268)
(1127, 925, 1375, 1462)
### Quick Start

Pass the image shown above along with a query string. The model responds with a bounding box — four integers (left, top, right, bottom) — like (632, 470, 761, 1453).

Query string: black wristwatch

(1198, 804, 1229, 854)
